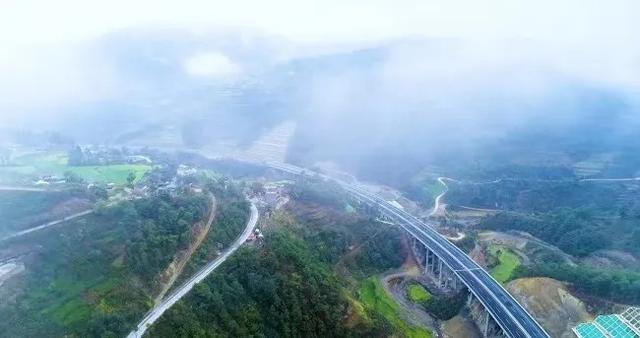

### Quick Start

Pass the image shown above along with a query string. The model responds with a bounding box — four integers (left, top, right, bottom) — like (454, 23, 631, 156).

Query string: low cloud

(183, 52, 242, 78)
(0, 45, 120, 127)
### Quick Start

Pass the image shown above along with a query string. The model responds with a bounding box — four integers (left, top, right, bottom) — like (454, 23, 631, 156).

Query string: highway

(127, 201, 259, 338)
(580, 177, 640, 182)
(264, 161, 549, 338)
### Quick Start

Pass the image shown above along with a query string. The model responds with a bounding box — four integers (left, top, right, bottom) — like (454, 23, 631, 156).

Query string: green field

(407, 283, 432, 303)
(359, 278, 433, 338)
(66, 164, 150, 184)
(0, 151, 150, 185)
(488, 245, 521, 283)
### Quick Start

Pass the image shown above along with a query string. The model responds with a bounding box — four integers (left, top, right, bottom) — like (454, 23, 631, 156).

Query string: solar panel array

(575, 322, 607, 338)
(595, 315, 637, 338)
(622, 308, 640, 332)
(573, 308, 640, 338)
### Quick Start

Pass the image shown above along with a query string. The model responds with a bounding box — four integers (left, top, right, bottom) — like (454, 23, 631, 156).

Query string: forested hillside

(447, 176, 640, 306)
(0, 178, 250, 337)
(147, 180, 427, 337)
(148, 231, 349, 337)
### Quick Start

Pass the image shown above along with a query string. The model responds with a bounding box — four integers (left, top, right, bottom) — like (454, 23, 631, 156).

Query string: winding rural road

(127, 200, 259, 338)
(428, 177, 449, 217)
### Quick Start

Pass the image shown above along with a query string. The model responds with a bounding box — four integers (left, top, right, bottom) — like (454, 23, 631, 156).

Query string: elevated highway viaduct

(263, 161, 549, 338)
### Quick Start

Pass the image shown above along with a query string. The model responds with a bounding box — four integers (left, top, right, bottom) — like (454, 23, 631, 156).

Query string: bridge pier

(452, 272, 458, 289)
(382, 196, 510, 338)
(467, 292, 506, 338)
(426, 248, 435, 273)
(270, 162, 549, 338)
(418, 242, 465, 291)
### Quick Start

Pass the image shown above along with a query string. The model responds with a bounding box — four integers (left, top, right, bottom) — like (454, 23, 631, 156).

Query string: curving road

(264, 161, 549, 338)
(428, 177, 448, 217)
(127, 201, 259, 338)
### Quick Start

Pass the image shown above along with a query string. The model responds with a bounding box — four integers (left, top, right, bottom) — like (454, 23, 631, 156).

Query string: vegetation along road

(127, 200, 259, 338)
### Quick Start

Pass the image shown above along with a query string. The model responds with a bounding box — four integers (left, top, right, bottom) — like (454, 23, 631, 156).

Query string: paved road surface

(127, 201, 259, 338)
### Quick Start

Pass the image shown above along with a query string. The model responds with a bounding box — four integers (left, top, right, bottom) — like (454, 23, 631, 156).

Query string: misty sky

(2, 0, 637, 46)
(1, 0, 639, 128)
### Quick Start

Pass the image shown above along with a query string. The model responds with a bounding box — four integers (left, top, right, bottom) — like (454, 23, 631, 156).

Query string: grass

(345, 295, 372, 327)
(38, 274, 107, 326)
(487, 245, 521, 283)
(67, 164, 150, 184)
(50, 298, 93, 326)
(1, 151, 151, 185)
(425, 179, 446, 199)
(345, 203, 356, 214)
(359, 277, 433, 338)
(407, 283, 432, 303)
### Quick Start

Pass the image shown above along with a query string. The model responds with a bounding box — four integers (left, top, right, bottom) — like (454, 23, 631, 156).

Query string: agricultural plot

(0, 151, 150, 185)
(573, 153, 614, 178)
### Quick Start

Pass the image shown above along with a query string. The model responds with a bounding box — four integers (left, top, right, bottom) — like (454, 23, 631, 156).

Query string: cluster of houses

(246, 228, 264, 242)
(157, 164, 199, 194)
(177, 164, 197, 177)
(98, 164, 199, 199)
(34, 175, 66, 185)
(262, 182, 290, 209)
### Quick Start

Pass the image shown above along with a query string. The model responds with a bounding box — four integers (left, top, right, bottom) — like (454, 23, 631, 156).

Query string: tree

(64, 171, 84, 184)
(89, 184, 109, 200)
(127, 172, 136, 187)
(0, 147, 11, 166)
(250, 182, 265, 196)
(68, 145, 85, 165)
